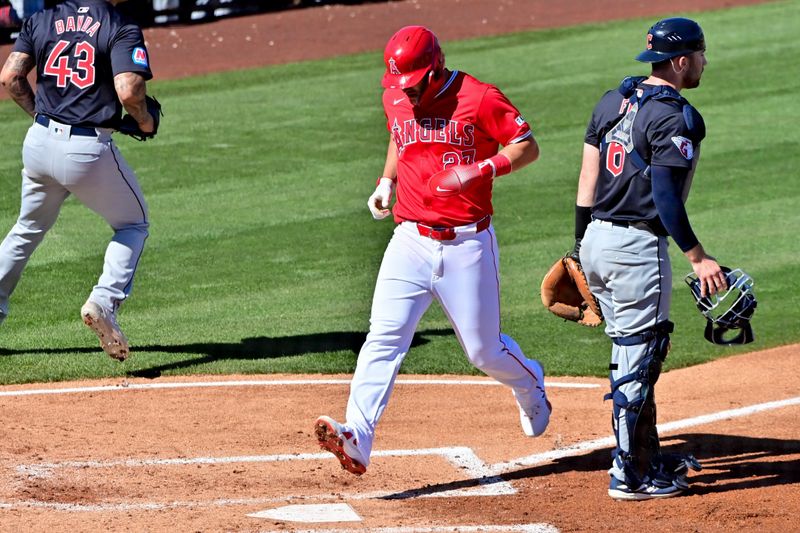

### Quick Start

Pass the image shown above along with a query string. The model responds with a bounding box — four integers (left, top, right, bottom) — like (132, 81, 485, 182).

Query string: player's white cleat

(517, 360, 552, 437)
(81, 300, 129, 361)
(314, 415, 367, 475)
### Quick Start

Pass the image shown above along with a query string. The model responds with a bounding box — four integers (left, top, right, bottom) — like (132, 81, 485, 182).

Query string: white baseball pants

(344, 220, 544, 464)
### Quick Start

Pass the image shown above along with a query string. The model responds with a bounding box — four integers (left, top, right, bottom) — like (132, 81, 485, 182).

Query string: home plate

(247, 503, 362, 523)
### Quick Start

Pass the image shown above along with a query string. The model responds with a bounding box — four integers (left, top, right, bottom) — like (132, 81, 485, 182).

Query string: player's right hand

(688, 250, 728, 297)
(368, 177, 395, 220)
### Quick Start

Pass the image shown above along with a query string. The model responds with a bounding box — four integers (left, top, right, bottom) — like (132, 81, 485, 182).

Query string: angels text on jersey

(391, 117, 476, 155)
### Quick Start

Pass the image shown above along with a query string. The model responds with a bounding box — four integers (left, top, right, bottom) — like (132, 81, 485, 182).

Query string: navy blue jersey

(585, 79, 705, 228)
(13, 0, 152, 128)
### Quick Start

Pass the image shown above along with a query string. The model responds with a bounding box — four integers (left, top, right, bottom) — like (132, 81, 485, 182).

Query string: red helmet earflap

(430, 45, 445, 81)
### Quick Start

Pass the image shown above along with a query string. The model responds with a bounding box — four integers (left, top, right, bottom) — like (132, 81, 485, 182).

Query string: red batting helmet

(382, 26, 444, 89)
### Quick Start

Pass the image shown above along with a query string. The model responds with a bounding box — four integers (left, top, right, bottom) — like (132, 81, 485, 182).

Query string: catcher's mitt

(540, 255, 603, 327)
(118, 95, 162, 141)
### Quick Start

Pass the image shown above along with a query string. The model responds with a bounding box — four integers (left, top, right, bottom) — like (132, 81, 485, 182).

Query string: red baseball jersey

(383, 70, 532, 227)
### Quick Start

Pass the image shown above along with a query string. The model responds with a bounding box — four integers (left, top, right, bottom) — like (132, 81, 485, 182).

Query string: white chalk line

(259, 525, 560, 533)
(491, 395, 800, 473)
(0, 378, 599, 398)
(5, 395, 798, 513)
(0, 496, 302, 513)
(16, 447, 514, 498)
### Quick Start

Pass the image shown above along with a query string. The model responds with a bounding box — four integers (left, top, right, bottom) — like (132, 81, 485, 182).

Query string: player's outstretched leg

(515, 357, 551, 437)
(501, 334, 551, 437)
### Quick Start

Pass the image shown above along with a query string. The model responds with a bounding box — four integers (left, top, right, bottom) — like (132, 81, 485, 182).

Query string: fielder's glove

(540, 253, 603, 327)
(118, 95, 162, 141)
(367, 177, 395, 220)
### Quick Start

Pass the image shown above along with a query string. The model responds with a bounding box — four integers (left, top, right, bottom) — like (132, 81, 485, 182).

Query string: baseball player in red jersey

(315, 26, 551, 475)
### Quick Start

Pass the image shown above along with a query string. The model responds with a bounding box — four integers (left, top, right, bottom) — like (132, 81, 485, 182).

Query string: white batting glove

(367, 177, 395, 220)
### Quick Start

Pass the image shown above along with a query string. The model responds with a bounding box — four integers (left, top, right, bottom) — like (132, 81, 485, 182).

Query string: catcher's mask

(382, 25, 444, 90)
(685, 267, 757, 345)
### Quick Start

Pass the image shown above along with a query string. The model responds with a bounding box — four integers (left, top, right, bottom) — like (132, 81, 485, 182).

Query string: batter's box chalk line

(255, 524, 561, 533)
(0, 377, 599, 398)
(14, 446, 516, 499)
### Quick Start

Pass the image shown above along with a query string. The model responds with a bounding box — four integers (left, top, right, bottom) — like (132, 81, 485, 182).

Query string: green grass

(0, 0, 797, 384)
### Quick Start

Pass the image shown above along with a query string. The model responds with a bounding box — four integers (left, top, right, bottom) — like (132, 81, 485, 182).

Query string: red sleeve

(382, 90, 391, 131)
(476, 85, 532, 145)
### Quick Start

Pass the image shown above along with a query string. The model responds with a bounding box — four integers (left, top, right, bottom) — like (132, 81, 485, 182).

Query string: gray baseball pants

(0, 119, 149, 323)
(580, 219, 671, 478)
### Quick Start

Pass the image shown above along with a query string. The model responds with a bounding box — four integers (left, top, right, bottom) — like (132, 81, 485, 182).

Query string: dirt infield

(1, 0, 797, 531)
(0, 347, 798, 531)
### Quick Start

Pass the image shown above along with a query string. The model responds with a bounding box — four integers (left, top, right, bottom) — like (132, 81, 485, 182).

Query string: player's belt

(596, 218, 654, 232)
(416, 216, 491, 241)
(35, 115, 97, 137)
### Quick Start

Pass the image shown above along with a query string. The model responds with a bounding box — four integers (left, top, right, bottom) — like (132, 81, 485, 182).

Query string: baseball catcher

(540, 248, 603, 327)
(572, 18, 718, 500)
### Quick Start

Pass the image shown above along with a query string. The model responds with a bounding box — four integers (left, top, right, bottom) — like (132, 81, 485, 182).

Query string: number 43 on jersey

(43, 40, 96, 89)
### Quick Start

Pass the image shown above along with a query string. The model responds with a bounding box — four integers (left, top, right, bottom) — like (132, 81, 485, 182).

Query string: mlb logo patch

(515, 115, 526, 126)
(671, 136, 694, 160)
(132, 47, 148, 67)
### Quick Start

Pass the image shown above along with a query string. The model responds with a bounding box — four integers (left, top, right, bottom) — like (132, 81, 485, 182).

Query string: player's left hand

(428, 164, 482, 197)
(429, 154, 513, 197)
(540, 254, 603, 327)
(119, 95, 162, 142)
(368, 177, 395, 220)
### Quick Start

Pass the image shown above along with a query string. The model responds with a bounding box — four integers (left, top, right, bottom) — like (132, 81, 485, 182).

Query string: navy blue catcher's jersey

(585, 78, 705, 230)
(13, 0, 152, 128)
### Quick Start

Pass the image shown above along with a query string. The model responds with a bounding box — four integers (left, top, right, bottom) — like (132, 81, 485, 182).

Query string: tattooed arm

(114, 71, 154, 133)
(0, 52, 36, 117)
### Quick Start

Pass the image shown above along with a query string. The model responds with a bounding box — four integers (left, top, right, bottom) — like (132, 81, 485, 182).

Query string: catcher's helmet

(382, 25, 444, 89)
(685, 267, 757, 345)
(636, 17, 705, 63)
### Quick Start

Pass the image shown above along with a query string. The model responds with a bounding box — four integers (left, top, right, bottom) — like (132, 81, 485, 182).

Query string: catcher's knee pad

(606, 321, 673, 484)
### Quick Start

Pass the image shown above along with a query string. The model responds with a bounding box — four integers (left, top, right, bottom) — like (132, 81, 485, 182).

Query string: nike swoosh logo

(436, 186, 454, 193)
(393, 98, 404, 105)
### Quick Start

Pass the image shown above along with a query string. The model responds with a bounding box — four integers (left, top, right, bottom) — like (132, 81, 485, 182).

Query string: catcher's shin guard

(606, 321, 673, 486)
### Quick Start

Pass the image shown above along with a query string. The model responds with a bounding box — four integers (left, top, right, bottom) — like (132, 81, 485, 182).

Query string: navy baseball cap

(636, 17, 705, 63)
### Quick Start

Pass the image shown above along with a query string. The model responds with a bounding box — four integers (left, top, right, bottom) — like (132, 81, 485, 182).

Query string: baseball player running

(315, 25, 551, 475)
(573, 18, 726, 499)
(0, 0, 156, 360)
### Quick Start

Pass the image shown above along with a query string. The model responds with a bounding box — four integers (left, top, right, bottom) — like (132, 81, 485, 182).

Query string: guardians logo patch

(671, 136, 694, 160)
